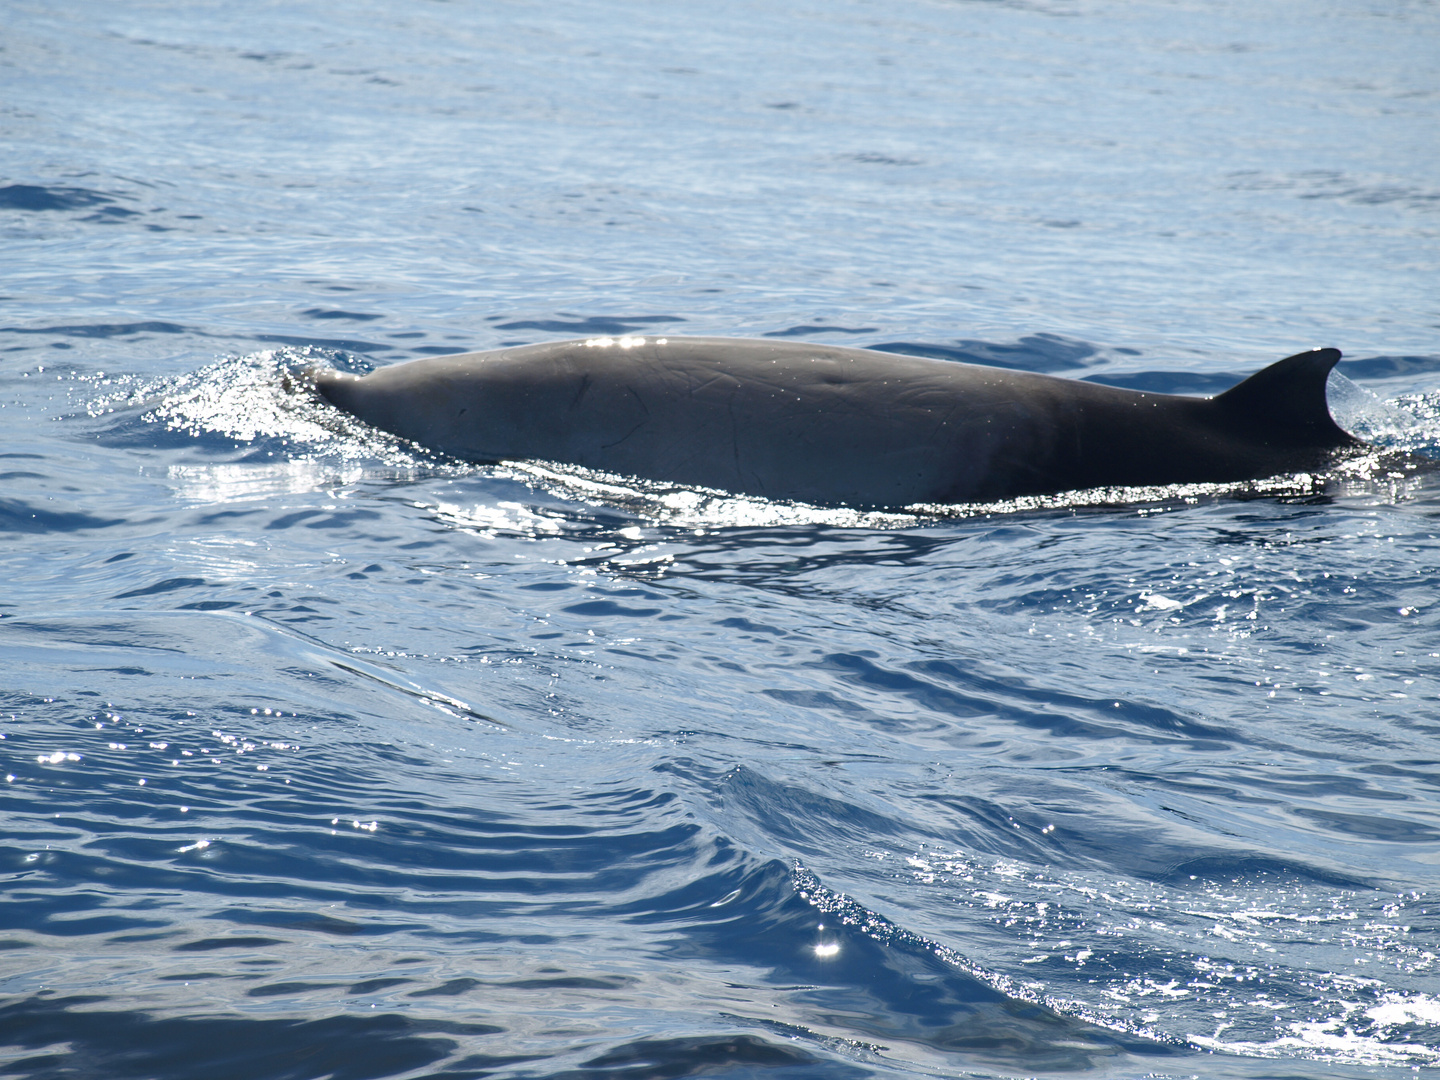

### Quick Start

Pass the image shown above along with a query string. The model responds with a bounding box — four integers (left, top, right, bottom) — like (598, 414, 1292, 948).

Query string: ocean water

(3, 1, 1440, 1078)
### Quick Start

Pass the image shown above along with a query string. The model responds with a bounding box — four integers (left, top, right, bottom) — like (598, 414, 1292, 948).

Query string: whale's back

(312, 340, 1360, 507)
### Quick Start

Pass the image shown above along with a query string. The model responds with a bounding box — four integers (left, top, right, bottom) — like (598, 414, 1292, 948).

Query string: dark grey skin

(311, 336, 1357, 508)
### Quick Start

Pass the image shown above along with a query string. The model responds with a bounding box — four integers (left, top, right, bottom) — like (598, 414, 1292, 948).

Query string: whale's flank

(311, 338, 1359, 508)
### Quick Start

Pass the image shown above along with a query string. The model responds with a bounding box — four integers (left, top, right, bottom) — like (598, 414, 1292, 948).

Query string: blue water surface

(4, 1, 1440, 1078)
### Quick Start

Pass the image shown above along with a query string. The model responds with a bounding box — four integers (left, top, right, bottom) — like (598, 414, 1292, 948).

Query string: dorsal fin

(1212, 347, 1357, 447)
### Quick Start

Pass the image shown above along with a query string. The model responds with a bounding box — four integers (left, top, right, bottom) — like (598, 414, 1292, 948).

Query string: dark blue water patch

(4, 900, 170, 939)
(84, 205, 143, 223)
(1227, 171, 1440, 213)
(407, 979, 479, 997)
(1342, 354, 1440, 380)
(1153, 852, 1371, 889)
(245, 980, 364, 998)
(487, 315, 687, 335)
(300, 309, 383, 322)
(715, 617, 786, 636)
(263, 508, 384, 531)
(500, 975, 633, 991)
(692, 766, 915, 850)
(171, 936, 287, 951)
(819, 652, 1238, 745)
(0, 184, 119, 212)
(871, 334, 1098, 373)
(0, 498, 126, 534)
(0, 997, 508, 1080)
(0, 321, 191, 340)
(845, 153, 922, 166)
(914, 776, 1376, 888)
(111, 577, 211, 599)
(217, 909, 407, 938)
(0, 992, 851, 1080)
(763, 324, 879, 337)
(561, 600, 667, 619)
(1293, 806, 1440, 843)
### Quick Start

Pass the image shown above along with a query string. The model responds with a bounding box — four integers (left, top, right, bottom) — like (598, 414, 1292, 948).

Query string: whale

(310, 335, 1359, 508)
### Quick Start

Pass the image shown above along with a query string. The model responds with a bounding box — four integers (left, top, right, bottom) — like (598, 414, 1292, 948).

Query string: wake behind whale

(309, 336, 1358, 509)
